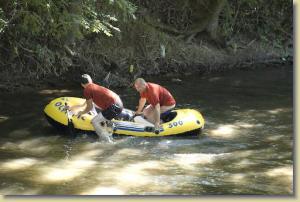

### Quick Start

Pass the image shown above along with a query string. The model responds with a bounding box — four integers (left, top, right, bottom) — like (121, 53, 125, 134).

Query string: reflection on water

(0, 66, 293, 195)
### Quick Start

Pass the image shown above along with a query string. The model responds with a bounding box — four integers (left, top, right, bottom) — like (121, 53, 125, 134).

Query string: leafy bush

(0, 0, 136, 77)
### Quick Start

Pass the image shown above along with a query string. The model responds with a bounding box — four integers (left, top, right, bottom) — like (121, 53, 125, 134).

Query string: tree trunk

(187, 0, 226, 38)
(205, 0, 226, 40)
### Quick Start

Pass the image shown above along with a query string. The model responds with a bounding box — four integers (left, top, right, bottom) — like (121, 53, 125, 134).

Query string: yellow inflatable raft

(44, 97, 205, 137)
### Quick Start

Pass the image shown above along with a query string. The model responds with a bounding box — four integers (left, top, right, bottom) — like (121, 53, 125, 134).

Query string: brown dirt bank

(0, 42, 293, 94)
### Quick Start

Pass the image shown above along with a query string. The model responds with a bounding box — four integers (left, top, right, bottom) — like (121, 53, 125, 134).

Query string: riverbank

(0, 0, 292, 94)
(0, 37, 293, 94)
(0, 61, 293, 94)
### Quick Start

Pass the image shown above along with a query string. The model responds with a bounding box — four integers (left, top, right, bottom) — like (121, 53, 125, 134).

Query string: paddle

(65, 102, 76, 138)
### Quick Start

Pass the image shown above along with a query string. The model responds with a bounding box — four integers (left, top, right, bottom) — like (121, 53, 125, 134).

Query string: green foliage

(0, 0, 292, 83)
(0, 0, 136, 77)
(220, 0, 292, 43)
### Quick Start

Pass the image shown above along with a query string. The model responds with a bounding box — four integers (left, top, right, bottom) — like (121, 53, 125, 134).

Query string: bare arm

(77, 99, 93, 116)
(69, 100, 86, 112)
(136, 98, 146, 114)
(154, 103, 160, 129)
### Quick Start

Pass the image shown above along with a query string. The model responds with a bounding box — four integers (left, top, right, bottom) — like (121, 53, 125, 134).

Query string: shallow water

(0, 65, 293, 195)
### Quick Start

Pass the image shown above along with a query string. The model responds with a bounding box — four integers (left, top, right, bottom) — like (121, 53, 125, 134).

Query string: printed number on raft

(168, 120, 183, 128)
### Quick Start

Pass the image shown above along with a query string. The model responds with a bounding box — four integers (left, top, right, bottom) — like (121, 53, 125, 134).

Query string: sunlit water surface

(0, 66, 293, 195)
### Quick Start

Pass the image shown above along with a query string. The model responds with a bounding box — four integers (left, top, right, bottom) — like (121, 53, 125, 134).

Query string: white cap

(81, 74, 92, 84)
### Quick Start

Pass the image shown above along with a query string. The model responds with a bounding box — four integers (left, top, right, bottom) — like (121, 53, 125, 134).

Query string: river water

(0, 65, 293, 195)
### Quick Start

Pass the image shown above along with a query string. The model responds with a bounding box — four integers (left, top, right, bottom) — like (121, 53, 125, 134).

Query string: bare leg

(143, 104, 176, 124)
(160, 104, 175, 113)
(142, 105, 155, 124)
(91, 112, 113, 143)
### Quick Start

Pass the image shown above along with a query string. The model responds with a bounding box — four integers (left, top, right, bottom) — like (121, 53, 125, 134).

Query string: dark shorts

(160, 108, 174, 121)
(101, 103, 123, 120)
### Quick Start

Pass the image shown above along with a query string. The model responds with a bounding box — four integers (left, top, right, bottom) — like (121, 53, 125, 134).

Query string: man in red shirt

(69, 74, 123, 142)
(134, 78, 176, 132)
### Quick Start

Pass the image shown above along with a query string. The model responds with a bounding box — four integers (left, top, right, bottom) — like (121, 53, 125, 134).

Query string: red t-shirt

(83, 83, 118, 110)
(140, 82, 176, 107)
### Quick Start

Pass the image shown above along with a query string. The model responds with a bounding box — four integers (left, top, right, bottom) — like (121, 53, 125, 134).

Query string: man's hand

(66, 105, 78, 114)
(76, 111, 84, 117)
(69, 107, 80, 115)
(134, 111, 143, 116)
(64, 105, 70, 110)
